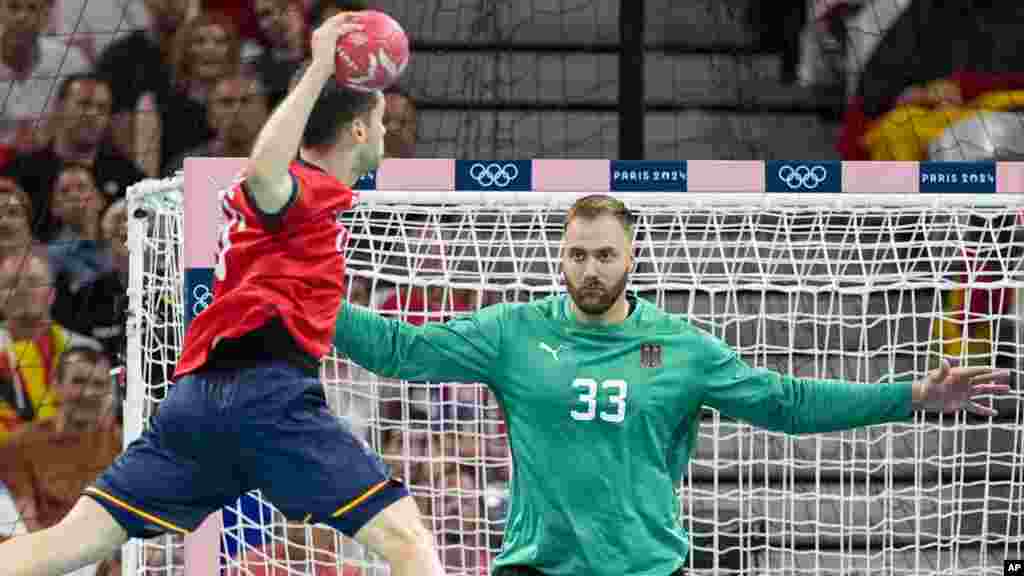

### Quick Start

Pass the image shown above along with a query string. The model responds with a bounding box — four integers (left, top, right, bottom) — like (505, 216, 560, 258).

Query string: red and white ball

(334, 10, 410, 92)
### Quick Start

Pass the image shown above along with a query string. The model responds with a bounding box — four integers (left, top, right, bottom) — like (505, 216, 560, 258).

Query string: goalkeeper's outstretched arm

(697, 333, 1009, 434)
(702, 355, 915, 435)
(695, 332, 915, 435)
(333, 300, 502, 385)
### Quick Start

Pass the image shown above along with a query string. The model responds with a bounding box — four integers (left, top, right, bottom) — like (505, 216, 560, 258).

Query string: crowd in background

(0, 0, 429, 572)
(0, 0, 1020, 574)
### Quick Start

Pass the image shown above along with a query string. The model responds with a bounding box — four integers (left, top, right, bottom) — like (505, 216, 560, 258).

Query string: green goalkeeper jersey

(334, 294, 914, 576)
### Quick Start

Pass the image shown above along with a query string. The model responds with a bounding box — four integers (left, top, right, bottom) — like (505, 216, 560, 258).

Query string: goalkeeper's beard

(565, 269, 629, 317)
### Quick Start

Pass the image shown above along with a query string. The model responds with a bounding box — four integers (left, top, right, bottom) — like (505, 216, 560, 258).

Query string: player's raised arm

(245, 14, 362, 214)
(333, 300, 502, 386)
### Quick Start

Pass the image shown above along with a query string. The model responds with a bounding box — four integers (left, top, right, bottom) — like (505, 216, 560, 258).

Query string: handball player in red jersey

(0, 13, 446, 576)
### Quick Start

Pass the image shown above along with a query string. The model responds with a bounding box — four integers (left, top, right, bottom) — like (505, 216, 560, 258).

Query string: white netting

(126, 177, 1024, 576)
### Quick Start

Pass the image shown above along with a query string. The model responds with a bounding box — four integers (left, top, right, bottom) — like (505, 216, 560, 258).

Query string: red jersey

(174, 159, 357, 379)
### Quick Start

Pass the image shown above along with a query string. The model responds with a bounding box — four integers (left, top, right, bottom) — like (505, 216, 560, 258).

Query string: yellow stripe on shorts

(84, 487, 188, 535)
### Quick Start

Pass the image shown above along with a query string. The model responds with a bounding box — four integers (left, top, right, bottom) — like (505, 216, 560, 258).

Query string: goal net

(122, 158, 1024, 576)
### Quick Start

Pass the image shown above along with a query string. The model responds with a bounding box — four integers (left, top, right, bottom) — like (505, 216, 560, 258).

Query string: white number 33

(570, 378, 627, 423)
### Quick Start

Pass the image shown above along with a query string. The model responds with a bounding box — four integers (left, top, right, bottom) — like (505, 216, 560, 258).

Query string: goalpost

(124, 158, 1024, 576)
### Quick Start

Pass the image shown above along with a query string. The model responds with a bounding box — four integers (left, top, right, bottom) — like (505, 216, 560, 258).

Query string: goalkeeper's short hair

(565, 194, 635, 237)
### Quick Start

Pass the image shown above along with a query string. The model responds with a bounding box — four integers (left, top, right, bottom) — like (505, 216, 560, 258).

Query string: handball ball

(335, 10, 410, 92)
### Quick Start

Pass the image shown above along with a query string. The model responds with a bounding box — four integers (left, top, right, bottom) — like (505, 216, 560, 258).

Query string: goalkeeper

(333, 194, 1010, 576)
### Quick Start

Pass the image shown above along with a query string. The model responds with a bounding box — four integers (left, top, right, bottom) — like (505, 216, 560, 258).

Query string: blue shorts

(85, 362, 408, 538)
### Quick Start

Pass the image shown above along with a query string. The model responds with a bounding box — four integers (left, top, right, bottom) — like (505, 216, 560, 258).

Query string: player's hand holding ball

(333, 10, 410, 91)
(309, 12, 364, 76)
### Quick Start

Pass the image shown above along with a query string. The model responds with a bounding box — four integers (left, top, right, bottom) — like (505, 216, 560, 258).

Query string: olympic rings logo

(469, 163, 520, 188)
(778, 165, 828, 190)
(192, 284, 213, 316)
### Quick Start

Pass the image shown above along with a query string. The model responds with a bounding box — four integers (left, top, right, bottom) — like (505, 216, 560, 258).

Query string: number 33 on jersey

(571, 378, 628, 422)
(534, 339, 668, 425)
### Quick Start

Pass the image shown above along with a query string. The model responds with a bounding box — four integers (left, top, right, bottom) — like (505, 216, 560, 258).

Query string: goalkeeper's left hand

(913, 360, 1011, 416)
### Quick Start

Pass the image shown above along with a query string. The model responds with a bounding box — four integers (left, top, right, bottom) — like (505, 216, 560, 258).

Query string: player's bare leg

(354, 495, 446, 576)
(0, 496, 128, 576)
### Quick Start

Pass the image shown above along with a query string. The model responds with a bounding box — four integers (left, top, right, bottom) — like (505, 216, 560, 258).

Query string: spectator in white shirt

(0, 0, 89, 155)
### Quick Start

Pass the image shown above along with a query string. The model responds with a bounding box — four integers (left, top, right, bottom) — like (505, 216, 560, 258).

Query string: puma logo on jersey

(539, 342, 565, 361)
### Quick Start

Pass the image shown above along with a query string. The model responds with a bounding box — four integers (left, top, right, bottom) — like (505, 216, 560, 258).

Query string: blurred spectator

(383, 86, 417, 159)
(46, 164, 112, 293)
(794, 0, 858, 108)
(836, 1, 1024, 159)
(0, 178, 34, 255)
(201, 0, 259, 40)
(166, 72, 270, 173)
(52, 0, 152, 62)
(859, 2, 1024, 119)
(856, 79, 1024, 161)
(815, 0, 907, 101)
(201, 0, 300, 42)
(171, 11, 242, 103)
(46, 167, 129, 360)
(0, 245, 102, 445)
(52, 198, 128, 361)
(93, 0, 198, 168)
(0, 74, 144, 241)
(0, 347, 118, 533)
(243, 0, 309, 107)
(134, 11, 241, 176)
(308, 0, 369, 28)
(0, 0, 90, 155)
(49, 164, 107, 244)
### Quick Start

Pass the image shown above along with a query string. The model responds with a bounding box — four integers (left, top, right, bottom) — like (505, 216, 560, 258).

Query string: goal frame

(124, 158, 1024, 575)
